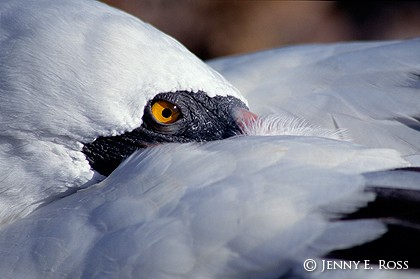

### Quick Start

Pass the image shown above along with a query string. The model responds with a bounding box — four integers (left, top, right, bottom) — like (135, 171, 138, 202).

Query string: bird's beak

(232, 107, 258, 134)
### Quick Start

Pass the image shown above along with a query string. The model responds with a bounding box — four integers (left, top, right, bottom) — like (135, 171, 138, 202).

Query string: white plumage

(0, 137, 412, 279)
(0, 0, 243, 224)
(0, 0, 419, 278)
(209, 40, 420, 164)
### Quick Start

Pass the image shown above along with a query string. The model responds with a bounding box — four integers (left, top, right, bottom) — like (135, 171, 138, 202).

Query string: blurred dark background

(101, 0, 420, 60)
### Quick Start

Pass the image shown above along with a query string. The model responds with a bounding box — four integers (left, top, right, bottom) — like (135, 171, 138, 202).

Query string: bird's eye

(151, 100, 181, 124)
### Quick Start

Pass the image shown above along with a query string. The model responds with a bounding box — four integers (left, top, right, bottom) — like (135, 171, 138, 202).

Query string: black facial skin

(82, 91, 248, 176)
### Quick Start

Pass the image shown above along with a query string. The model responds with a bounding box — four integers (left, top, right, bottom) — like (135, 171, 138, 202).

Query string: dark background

(101, 0, 420, 60)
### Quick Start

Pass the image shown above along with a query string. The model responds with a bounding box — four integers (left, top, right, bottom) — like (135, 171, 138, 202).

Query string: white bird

(0, 0, 419, 278)
(0, 138, 418, 279)
(209, 39, 420, 164)
(0, 0, 247, 224)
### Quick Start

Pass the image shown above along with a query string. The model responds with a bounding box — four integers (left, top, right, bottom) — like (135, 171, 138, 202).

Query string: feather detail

(240, 113, 350, 141)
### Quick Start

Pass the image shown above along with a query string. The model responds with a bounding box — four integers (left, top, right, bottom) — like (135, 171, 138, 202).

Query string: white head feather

(0, 0, 245, 224)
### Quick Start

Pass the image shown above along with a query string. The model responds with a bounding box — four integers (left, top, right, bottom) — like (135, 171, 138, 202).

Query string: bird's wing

(0, 135, 417, 279)
(208, 39, 420, 164)
(1, 1, 419, 278)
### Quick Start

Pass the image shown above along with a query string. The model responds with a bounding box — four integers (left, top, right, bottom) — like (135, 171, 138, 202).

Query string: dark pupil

(162, 108, 172, 118)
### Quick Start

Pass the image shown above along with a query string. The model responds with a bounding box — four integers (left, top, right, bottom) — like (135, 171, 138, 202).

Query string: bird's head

(0, 0, 255, 199)
(82, 90, 253, 176)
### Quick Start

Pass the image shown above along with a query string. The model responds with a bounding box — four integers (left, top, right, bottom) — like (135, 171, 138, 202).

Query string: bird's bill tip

(232, 107, 258, 134)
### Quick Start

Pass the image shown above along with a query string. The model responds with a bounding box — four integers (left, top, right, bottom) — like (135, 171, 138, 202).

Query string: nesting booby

(0, 0, 420, 278)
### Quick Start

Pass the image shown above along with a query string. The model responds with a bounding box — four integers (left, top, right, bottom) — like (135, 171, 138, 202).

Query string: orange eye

(151, 100, 181, 124)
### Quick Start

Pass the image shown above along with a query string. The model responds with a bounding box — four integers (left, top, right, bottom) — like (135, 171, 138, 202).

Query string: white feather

(0, 136, 410, 278)
(241, 113, 350, 141)
(0, 0, 419, 278)
(0, 0, 244, 224)
(209, 39, 420, 165)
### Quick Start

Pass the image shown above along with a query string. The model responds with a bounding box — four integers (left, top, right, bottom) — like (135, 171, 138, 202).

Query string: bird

(0, 0, 419, 278)
(0, 0, 249, 225)
(209, 39, 420, 164)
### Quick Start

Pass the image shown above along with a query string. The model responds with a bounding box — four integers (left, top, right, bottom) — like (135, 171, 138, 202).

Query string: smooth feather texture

(209, 39, 420, 165)
(0, 135, 412, 279)
(0, 0, 244, 224)
(0, 0, 419, 278)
